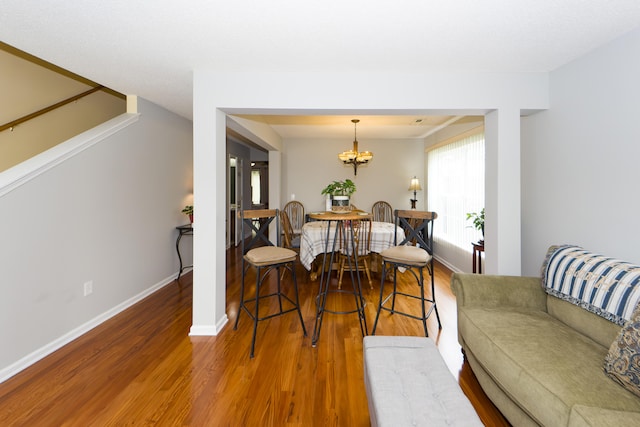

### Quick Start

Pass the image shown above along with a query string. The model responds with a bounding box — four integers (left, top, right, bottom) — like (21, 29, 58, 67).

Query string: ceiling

(1, 1, 640, 139)
(233, 114, 471, 140)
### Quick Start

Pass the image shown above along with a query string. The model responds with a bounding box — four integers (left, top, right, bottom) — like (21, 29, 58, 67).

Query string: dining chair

(371, 210, 441, 337)
(283, 201, 305, 237)
(371, 201, 393, 274)
(337, 218, 373, 289)
(280, 209, 302, 281)
(371, 201, 393, 223)
(234, 209, 307, 358)
(280, 210, 301, 251)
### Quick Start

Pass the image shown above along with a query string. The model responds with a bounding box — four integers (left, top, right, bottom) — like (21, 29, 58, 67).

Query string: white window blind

(427, 133, 484, 259)
(251, 170, 261, 205)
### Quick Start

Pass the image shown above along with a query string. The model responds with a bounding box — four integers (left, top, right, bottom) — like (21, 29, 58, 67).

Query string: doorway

(227, 155, 243, 248)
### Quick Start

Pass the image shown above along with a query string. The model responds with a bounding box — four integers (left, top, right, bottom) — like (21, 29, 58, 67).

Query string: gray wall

(521, 27, 640, 275)
(0, 98, 192, 379)
(282, 137, 425, 213)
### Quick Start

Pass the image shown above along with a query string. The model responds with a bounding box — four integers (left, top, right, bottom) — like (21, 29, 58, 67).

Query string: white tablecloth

(299, 221, 405, 270)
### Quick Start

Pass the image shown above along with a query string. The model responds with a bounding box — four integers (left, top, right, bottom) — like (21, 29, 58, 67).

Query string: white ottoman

(363, 336, 483, 427)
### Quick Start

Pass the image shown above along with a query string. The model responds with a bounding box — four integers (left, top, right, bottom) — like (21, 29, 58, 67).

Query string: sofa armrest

(451, 273, 547, 311)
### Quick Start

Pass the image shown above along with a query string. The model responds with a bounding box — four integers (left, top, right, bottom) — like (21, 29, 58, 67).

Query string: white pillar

(269, 150, 282, 243)
(484, 108, 521, 275)
(190, 75, 228, 335)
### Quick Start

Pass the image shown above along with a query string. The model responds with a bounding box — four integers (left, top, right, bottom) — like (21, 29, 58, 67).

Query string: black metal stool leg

(276, 266, 283, 313)
(249, 266, 261, 358)
(430, 267, 442, 329)
(291, 262, 307, 336)
(235, 261, 247, 330)
(419, 267, 428, 337)
(372, 262, 387, 335)
(390, 266, 398, 313)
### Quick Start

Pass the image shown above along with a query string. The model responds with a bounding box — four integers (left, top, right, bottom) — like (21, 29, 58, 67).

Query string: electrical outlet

(83, 280, 93, 296)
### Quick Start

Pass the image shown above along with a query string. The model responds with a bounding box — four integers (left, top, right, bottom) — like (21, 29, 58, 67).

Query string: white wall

(521, 27, 640, 275)
(282, 137, 424, 213)
(0, 98, 193, 380)
(193, 69, 549, 335)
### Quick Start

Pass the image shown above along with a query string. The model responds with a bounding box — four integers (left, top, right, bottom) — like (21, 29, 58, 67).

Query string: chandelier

(338, 119, 373, 175)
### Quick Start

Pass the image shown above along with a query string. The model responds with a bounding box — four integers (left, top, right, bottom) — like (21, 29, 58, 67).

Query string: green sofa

(451, 266, 640, 426)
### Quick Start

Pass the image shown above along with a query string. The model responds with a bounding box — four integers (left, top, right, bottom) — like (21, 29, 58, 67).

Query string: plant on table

(182, 205, 194, 223)
(321, 179, 357, 212)
(321, 179, 357, 197)
(466, 208, 484, 243)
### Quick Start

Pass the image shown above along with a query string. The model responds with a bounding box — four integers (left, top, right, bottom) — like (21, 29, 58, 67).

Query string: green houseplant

(466, 208, 484, 242)
(321, 179, 357, 212)
(182, 205, 194, 223)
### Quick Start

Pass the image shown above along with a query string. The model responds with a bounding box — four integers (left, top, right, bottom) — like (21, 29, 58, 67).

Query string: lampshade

(339, 150, 357, 161)
(357, 151, 373, 162)
(408, 177, 422, 191)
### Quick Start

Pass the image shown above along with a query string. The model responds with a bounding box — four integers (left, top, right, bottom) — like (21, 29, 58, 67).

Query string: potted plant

(466, 208, 484, 243)
(321, 179, 357, 212)
(182, 205, 194, 224)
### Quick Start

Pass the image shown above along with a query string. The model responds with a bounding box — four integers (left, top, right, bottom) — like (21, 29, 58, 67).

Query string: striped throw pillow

(541, 245, 640, 326)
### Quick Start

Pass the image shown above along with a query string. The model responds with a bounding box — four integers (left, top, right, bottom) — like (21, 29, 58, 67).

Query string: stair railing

(0, 85, 105, 133)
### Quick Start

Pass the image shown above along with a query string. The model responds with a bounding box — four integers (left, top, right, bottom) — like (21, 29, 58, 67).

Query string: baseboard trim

(434, 255, 462, 274)
(189, 315, 228, 336)
(0, 272, 177, 384)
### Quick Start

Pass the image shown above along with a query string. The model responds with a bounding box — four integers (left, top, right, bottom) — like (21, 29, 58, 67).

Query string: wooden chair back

(283, 201, 305, 235)
(280, 210, 299, 249)
(338, 218, 373, 288)
(372, 201, 393, 223)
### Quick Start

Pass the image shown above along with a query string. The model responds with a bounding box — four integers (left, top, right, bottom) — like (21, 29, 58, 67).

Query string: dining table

(301, 211, 406, 347)
(300, 216, 405, 272)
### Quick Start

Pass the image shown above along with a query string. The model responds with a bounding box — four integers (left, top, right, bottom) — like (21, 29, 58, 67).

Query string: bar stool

(372, 210, 441, 337)
(234, 209, 307, 358)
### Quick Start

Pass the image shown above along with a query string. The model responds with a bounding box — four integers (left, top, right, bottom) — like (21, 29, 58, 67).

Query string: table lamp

(408, 176, 421, 209)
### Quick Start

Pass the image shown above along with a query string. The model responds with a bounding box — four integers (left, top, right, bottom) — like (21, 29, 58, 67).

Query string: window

(251, 170, 261, 205)
(427, 133, 484, 257)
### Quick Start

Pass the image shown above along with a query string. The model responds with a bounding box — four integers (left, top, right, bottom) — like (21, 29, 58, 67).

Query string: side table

(176, 224, 193, 281)
(472, 241, 484, 274)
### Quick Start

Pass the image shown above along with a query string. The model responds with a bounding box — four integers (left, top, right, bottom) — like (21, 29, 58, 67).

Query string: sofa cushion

(604, 302, 640, 397)
(457, 306, 640, 426)
(568, 405, 640, 427)
(547, 296, 623, 348)
(541, 245, 640, 326)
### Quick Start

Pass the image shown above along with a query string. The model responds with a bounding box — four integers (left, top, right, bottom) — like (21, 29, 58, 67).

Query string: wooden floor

(0, 245, 509, 426)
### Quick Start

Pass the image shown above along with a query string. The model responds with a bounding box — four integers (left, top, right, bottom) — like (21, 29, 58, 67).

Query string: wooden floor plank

(0, 244, 510, 426)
